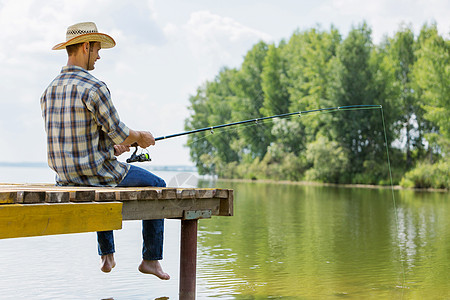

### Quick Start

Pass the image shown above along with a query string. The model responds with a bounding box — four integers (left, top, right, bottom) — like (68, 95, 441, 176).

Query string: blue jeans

(97, 165, 166, 260)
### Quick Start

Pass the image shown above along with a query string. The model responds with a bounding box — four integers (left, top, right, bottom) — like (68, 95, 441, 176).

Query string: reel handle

(126, 143, 152, 163)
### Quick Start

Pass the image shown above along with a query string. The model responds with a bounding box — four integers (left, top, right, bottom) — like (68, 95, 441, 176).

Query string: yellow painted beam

(0, 202, 122, 239)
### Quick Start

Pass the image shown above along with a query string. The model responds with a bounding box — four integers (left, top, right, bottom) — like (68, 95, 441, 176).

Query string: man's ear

(83, 42, 90, 53)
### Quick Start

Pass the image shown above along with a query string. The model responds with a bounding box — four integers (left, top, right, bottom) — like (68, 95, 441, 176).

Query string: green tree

(185, 85, 215, 174)
(185, 68, 240, 174)
(401, 23, 450, 189)
(305, 135, 349, 183)
(384, 25, 429, 168)
(284, 27, 341, 142)
(185, 22, 448, 188)
(269, 27, 342, 177)
(231, 41, 271, 159)
(328, 22, 389, 183)
(413, 23, 450, 149)
(261, 43, 290, 116)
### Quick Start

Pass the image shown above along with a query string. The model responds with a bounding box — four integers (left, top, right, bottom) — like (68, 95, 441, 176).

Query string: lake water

(0, 166, 449, 299)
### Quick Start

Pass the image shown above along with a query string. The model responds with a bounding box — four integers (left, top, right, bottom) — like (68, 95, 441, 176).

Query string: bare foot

(138, 260, 170, 280)
(101, 254, 116, 273)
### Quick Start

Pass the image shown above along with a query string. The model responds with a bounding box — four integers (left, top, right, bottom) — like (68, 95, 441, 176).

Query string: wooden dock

(0, 183, 234, 299)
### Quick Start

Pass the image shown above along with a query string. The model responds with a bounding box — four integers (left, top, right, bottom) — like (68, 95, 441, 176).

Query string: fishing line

(128, 104, 407, 296)
(178, 104, 407, 293)
(131, 104, 406, 291)
(381, 107, 406, 295)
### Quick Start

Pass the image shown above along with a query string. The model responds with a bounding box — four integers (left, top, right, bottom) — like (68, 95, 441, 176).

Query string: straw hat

(52, 22, 115, 50)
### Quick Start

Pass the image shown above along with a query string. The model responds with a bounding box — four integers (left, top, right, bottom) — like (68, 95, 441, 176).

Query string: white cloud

(0, 0, 167, 163)
(0, 0, 448, 167)
(318, 0, 450, 42)
(184, 10, 272, 58)
(164, 10, 272, 82)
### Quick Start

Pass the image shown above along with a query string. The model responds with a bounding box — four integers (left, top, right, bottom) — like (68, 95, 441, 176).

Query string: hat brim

(52, 33, 116, 50)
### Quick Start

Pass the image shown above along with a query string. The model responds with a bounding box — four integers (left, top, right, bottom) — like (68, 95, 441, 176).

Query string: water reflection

(197, 181, 450, 299)
(0, 167, 447, 299)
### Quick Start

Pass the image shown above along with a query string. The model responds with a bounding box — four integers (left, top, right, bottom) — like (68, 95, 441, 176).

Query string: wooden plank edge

(219, 190, 233, 216)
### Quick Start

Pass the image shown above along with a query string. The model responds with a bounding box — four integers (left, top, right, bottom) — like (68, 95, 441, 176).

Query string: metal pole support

(179, 219, 198, 299)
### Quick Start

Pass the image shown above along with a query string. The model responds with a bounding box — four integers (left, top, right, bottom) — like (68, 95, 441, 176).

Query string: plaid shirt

(40, 65, 130, 186)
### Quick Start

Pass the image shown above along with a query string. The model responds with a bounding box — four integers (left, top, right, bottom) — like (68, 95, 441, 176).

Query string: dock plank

(17, 191, 46, 204)
(45, 191, 70, 203)
(0, 191, 16, 204)
(0, 184, 234, 238)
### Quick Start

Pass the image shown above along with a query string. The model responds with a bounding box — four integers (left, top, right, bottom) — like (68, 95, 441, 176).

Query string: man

(40, 22, 169, 280)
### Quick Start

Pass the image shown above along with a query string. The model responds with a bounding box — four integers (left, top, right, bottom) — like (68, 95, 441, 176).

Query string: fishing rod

(126, 104, 382, 163)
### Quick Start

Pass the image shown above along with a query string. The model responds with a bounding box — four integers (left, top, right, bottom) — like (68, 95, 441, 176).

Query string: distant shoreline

(216, 178, 449, 193)
(0, 162, 48, 168)
(1, 162, 446, 192)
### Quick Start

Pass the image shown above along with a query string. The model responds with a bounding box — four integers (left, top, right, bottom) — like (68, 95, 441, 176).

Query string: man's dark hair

(66, 43, 83, 56)
(66, 42, 95, 56)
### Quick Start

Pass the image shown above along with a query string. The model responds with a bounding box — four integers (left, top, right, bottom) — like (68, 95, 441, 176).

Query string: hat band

(67, 29, 98, 37)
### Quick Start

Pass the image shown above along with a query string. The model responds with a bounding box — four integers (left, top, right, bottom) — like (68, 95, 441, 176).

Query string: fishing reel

(126, 144, 151, 163)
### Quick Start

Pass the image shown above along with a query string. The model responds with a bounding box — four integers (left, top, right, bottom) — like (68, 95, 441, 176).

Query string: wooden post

(179, 219, 198, 300)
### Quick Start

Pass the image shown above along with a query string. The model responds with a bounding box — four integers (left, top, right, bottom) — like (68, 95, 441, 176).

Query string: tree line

(184, 22, 449, 189)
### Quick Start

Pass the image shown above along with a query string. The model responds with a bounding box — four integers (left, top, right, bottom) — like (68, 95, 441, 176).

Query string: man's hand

(136, 131, 155, 148)
(121, 129, 156, 148)
(114, 145, 130, 156)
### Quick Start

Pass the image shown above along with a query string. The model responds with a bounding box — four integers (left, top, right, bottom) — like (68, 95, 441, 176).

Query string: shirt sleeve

(85, 84, 130, 145)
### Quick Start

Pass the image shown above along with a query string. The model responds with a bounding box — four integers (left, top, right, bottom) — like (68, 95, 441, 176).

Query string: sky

(0, 0, 448, 167)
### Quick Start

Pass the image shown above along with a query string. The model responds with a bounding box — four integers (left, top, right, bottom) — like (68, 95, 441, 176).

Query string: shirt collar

(61, 65, 89, 74)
